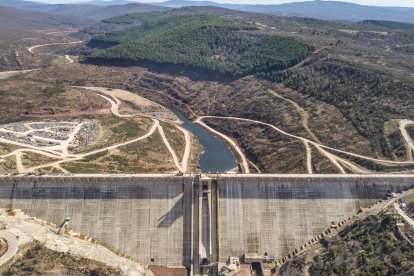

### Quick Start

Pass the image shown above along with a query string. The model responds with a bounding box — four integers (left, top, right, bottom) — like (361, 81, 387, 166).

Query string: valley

(1, 5, 413, 174)
(1, 1, 414, 276)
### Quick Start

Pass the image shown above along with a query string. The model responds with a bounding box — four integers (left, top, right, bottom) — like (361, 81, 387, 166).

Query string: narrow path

(0, 69, 37, 80)
(1, 85, 192, 174)
(394, 202, 414, 229)
(0, 231, 18, 266)
(269, 89, 321, 143)
(157, 125, 183, 173)
(1, 148, 62, 160)
(176, 125, 192, 173)
(97, 94, 129, 118)
(304, 141, 313, 174)
(400, 119, 414, 161)
(26, 119, 160, 173)
(0, 138, 72, 158)
(87, 87, 190, 172)
(27, 41, 82, 53)
(15, 151, 24, 174)
(314, 145, 346, 174)
(97, 93, 184, 172)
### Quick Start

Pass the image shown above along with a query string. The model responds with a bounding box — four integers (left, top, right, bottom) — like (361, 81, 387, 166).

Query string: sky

(33, 0, 414, 8)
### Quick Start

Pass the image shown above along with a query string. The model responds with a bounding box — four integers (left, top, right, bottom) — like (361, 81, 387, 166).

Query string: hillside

(87, 13, 313, 76)
(263, 58, 414, 159)
(2, 242, 122, 276)
(23, 4, 414, 174)
(0, 5, 92, 42)
(361, 20, 414, 30)
(279, 212, 414, 275)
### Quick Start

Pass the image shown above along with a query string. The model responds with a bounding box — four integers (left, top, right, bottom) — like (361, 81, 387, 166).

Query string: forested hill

(86, 13, 313, 76)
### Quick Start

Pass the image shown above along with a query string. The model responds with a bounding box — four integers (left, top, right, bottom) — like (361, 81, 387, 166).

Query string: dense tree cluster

(102, 12, 165, 25)
(87, 14, 313, 76)
(362, 20, 414, 30)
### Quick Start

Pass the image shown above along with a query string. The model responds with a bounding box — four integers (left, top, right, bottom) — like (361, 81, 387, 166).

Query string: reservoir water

(173, 111, 237, 173)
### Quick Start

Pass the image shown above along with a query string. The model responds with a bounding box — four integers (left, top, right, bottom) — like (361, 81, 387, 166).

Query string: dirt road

(400, 120, 414, 161)
(0, 231, 18, 267)
(65, 55, 74, 64)
(197, 116, 414, 174)
(27, 41, 82, 53)
(0, 69, 36, 80)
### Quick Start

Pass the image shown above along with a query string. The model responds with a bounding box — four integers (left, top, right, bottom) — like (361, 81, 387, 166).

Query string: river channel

(173, 111, 237, 173)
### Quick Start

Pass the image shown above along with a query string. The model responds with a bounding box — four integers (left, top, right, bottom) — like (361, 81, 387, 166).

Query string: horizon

(30, 0, 414, 8)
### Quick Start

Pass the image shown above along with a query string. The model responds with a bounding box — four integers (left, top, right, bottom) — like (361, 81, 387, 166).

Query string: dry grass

(0, 79, 110, 124)
(63, 130, 177, 173)
(21, 152, 60, 168)
(0, 241, 122, 276)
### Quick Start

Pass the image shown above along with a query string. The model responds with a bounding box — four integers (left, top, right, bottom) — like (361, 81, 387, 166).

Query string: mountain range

(0, 0, 169, 20)
(157, 0, 414, 23)
(0, 0, 414, 23)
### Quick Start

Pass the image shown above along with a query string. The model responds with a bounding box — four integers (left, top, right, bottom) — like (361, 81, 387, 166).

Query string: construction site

(0, 174, 413, 275)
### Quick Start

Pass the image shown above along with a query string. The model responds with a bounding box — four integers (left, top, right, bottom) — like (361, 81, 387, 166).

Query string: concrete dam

(0, 174, 413, 274)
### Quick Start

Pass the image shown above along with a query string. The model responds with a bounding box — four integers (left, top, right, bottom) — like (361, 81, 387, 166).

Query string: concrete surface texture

(0, 209, 151, 276)
(0, 174, 413, 270)
(0, 176, 194, 267)
(216, 175, 414, 262)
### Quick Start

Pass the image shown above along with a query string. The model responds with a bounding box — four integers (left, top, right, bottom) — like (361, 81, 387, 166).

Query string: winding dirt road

(0, 87, 193, 174)
(86, 87, 192, 173)
(0, 231, 18, 266)
(0, 69, 37, 80)
(400, 120, 414, 161)
(27, 41, 82, 53)
(269, 89, 321, 143)
(197, 116, 414, 174)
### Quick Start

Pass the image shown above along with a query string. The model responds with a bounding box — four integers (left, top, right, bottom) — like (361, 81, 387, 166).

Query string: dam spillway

(0, 174, 413, 274)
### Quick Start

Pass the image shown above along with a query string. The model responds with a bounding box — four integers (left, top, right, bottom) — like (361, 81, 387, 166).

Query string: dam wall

(0, 174, 413, 272)
(215, 175, 414, 262)
(0, 175, 194, 267)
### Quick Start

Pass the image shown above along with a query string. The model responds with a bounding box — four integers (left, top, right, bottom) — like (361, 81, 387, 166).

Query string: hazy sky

(33, 0, 414, 8)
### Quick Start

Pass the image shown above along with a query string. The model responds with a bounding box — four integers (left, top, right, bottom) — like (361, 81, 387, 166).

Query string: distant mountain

(156, 0, 414, 23)
(159, 0, 230, 8)
(80, 0, 133, 6)
(0, 0, 44, 8)
(0, 0, 169, 20)
(237, 1, 414, 23)
(0, 5, 93, 42)
(84, 3, 169, 20)
(3, 0, 413, 23)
